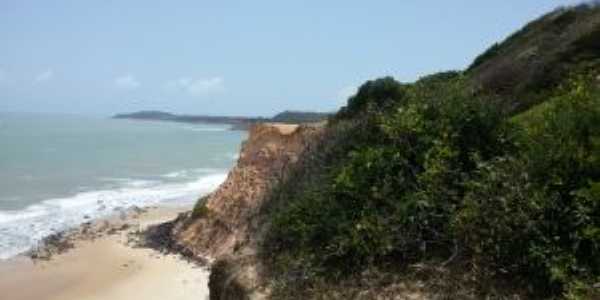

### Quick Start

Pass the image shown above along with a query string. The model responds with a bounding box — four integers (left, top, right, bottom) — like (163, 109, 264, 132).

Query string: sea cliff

(167, 4, 600, 299)
(169, 123, 323, 298)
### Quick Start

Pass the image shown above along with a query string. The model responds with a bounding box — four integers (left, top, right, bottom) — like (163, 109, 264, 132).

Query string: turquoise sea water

(0, 112, 245, 259)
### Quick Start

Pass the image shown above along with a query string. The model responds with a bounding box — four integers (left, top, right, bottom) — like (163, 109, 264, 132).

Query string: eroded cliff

(170, 123, 323, 298)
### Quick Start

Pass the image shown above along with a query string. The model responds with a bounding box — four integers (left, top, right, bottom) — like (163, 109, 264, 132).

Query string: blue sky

(0, 0, 581, 117)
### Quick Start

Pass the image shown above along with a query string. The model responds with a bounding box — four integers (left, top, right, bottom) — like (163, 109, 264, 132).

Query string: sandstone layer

(171, 123, 323, 299)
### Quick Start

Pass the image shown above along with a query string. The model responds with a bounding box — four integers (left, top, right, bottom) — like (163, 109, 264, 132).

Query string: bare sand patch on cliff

(264, 123, 299, 135)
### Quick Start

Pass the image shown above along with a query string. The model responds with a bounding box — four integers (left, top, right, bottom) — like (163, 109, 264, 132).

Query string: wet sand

(0, 206, 210, 300)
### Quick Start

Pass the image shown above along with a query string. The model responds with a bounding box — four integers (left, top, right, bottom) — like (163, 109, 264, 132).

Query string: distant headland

(112, 110, 330, 130)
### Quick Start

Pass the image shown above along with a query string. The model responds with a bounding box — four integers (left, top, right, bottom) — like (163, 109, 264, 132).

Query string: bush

(192, 195, 211, 219)
(455, 75, 600, 297)
(267, 74, 514, 272)
(336, 77, 406, 120)
(264, 72, 600, 298)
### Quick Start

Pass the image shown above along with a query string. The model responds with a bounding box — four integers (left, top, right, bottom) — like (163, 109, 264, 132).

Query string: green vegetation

(263, 70, 600, 299)
(192, 196, 211, 219)
(455, 75, 600, 298)
(468, 4, 600, 112)
(270, 111, 331, 124)
(336, 76, 406, 119)
(244, 4, 600, 299)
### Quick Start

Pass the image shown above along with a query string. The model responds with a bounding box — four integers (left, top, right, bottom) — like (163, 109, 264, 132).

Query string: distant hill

(468, 3, 600, 111)
(113, 110, 330, 130)
(270, 110, 330, 124)
(113, 111, 178, 121)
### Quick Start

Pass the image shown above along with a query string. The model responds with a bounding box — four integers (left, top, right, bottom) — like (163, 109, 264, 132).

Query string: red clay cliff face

(172, 123, 322, 260)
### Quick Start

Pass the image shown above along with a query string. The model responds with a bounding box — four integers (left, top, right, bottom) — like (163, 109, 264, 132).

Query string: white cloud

(165, 77, 193, 91)
(337, 85, 357, 105)
(188, 77, 224, 95)
(114, 74, 140, 90)
(165, 76, 224, 96)
(35, 69, 54, 83)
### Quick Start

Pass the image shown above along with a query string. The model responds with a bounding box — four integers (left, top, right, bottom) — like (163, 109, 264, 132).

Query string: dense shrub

(468, 43, 501, 70)
(264, 72, 600, 298)
(192, 195, 211, 219)
(266, 74, 514, 271)
(336, 77, 406, 119)
(260, 6, 600, 298)
(455, 76, 600, 298)
(468, 5, 600, 113)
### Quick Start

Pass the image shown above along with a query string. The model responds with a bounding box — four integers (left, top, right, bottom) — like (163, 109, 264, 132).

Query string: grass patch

(192, 195, 211, 219)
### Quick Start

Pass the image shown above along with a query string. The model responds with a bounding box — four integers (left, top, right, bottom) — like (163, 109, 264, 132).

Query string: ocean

(0, 112, 245, 259)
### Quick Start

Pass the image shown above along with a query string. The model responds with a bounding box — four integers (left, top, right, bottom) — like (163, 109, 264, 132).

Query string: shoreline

(0, 205, 210, 300)
(0, 171, 230, 260)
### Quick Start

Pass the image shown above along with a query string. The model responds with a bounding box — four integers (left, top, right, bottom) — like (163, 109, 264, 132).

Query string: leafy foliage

(264, 75, 507, 278)
(192, 195, 211, 219)
(262, 72, 600, 298)
(336, 76, 406, 119)
(468, 4, 600, 112)
(456, 76, 600, 298)
(257, 6, 600, 298)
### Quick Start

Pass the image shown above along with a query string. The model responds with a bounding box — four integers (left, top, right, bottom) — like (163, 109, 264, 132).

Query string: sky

(0, 0, 583, 117)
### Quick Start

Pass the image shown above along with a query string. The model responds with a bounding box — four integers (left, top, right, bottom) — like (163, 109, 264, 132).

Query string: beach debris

(28, 232, 74, 261)
(27, 206, 148, 261)
(128, 214, 208, 266)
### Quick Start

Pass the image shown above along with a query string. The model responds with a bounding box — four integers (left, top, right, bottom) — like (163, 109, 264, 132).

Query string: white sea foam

(163, 171, 188, 178)
(211, 152, 240, 162)
(181, 125, 230, 132)
(0, 172, 227, 260)
(162, 168, 222, 179)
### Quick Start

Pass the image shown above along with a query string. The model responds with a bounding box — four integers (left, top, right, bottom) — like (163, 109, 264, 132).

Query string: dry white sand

(0, 207, 210, 300)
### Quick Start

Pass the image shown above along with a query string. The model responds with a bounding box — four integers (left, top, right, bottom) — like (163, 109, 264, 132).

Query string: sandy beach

(0, 206, 210, 300)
